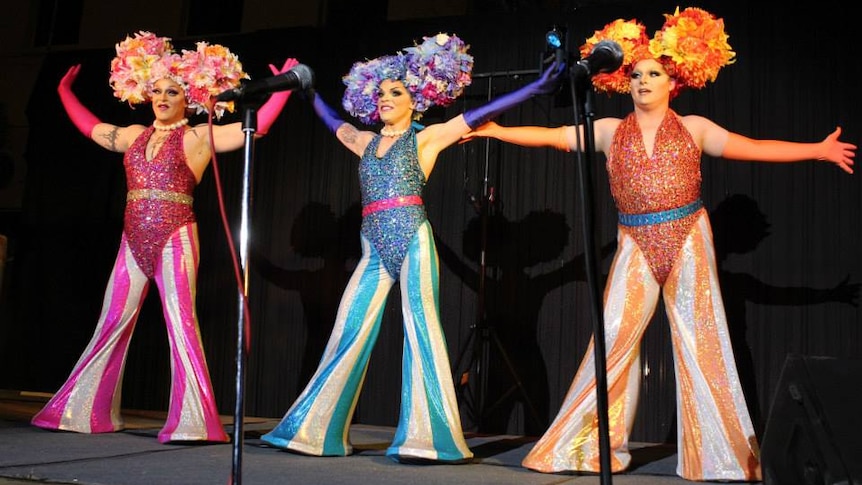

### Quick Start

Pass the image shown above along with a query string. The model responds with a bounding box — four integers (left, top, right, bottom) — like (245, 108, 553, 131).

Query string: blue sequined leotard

(359, 130, 427, 278)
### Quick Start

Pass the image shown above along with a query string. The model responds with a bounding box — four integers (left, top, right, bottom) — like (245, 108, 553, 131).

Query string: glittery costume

(31, 126, 229, 443)
(522, 111, 761, 481)
(125, 126, 197, 278)
(261, 130, 473, 463)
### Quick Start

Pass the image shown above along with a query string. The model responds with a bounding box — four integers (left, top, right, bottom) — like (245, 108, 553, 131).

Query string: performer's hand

(268, 58, 300, 76)
(460, 121, 501, 143)
(57, 64, 101, 138)
(462, 60, 565, 129)
(819, 126, 855, 174)
(531, 59, 567, 95)
(58, 64, 82, 92)
(256, 58, 301, 135)
(830, 275, 860, 307)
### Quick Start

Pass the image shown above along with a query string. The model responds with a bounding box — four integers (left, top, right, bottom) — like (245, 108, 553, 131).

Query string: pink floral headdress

(582, 7, 736, 97)
(341, 33, 473, 125)
(109, 31, 175, 105)
(108, 31, 249, 118)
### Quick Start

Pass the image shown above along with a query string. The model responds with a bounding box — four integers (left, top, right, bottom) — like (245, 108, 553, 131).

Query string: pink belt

(362, 195, 423, 216)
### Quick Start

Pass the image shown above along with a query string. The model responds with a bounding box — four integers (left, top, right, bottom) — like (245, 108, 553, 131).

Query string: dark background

(0, 0, 859, 445)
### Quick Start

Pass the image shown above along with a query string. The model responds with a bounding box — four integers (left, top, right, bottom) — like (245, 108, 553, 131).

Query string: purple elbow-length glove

(463, 60, 566, 129)
(308, 91, 345, 133)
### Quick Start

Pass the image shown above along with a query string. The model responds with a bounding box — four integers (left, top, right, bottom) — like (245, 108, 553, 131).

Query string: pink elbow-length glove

(256, 58, 300, 135)
(58, 64, 101, 138)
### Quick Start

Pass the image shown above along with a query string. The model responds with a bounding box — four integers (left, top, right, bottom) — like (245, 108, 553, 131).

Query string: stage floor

(0, 389, 754, 485)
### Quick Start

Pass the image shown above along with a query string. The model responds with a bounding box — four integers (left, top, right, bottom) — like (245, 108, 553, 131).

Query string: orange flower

(580, 18, 650, 94)
(649, 7, 735, 89)
(579, 7, 735, 96)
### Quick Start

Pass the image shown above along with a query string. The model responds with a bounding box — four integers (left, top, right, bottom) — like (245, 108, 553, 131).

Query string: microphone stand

(567, 66, 613, 485)
(453, 69, 543, 433)
(229, 95, 266, 485)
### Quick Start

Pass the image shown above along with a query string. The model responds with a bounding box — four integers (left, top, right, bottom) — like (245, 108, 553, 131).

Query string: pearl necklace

(153, 118, 189, 131)
(380, 125, 409, 138)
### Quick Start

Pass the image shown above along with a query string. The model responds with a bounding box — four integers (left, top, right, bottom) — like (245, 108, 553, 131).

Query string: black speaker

(761, 354, 862, 485)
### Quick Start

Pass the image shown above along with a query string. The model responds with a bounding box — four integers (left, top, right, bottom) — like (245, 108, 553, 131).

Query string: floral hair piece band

(108, 31, 249, 119)
(581, 6, 736, 97)
(341, 33, 474, 125)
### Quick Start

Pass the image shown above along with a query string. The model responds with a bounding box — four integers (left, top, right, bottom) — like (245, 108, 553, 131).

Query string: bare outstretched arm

(461, 121, 571, 151)
(721, 127, 856, 174)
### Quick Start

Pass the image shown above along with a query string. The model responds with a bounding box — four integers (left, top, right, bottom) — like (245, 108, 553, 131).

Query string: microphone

(573, 40, 624, 77)
(216, 64, 314, 102)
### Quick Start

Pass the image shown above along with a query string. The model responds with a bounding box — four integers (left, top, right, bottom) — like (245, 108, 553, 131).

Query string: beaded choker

(380, 125, 408, 138)
(153, 118, 189, 131)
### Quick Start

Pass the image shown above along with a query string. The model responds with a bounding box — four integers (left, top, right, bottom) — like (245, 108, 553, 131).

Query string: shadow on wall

(437, 208, 616, 436)
(251, 201, 362, 387)
(711, 193, 860, 437)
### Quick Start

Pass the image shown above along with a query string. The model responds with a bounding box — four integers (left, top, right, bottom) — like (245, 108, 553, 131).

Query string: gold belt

(127, 189, 193, 205)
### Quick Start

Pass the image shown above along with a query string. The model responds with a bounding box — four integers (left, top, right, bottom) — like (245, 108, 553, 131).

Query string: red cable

(206, 111, 252, 353)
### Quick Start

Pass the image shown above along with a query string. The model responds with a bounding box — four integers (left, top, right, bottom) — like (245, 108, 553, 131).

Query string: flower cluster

(178, 41, 249, 118)
(648, 7, 736, 90)
(581, 19, 650, 94)
(581, 7, 735, 95)
(109, 31, 175, 105)
(342, 54, 407, 125)
(341, 32, 473, 125)
(108, 31, 249, 118)
(402, 33, 473, 112)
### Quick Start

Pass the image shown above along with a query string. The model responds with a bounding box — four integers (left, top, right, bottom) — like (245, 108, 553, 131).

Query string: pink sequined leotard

(124, 126, 197, 278)
(606, 110, 704, 284)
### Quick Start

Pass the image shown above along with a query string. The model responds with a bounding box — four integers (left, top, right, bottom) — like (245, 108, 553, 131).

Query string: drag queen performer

(261, 33, 564, 463)
(31, 31, 299, 443)
(462, 8, 855, 481)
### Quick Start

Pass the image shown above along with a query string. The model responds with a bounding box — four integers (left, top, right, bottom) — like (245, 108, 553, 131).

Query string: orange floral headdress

(108, 31, 249, 118)
(582, 7, 735, 97)
(580, 18, 651, 95)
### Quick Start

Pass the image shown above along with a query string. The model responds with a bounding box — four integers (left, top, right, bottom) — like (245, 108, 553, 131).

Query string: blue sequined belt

(618, 199, 703, 227)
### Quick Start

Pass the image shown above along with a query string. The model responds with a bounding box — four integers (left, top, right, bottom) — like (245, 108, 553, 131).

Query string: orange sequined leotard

(123, 126, 197, 278)
(606, 110, 704, 284)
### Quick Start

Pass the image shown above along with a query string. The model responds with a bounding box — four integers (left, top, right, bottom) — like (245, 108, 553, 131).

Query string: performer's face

(629, 59, 676, 105)
(377, 79, 414, 125)
(150, 78, 189, 123)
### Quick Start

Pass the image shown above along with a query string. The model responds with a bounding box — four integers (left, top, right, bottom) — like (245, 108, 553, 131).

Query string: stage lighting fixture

(546, 27, 564, 50)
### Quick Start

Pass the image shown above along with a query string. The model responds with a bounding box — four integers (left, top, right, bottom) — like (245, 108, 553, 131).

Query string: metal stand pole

(568, 69, 613, 485)
(231, 104, 259, 485)
(454, 69, 543, 433)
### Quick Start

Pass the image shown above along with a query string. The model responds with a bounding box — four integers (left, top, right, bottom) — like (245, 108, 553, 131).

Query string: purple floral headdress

(341, 33, 473, 125)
